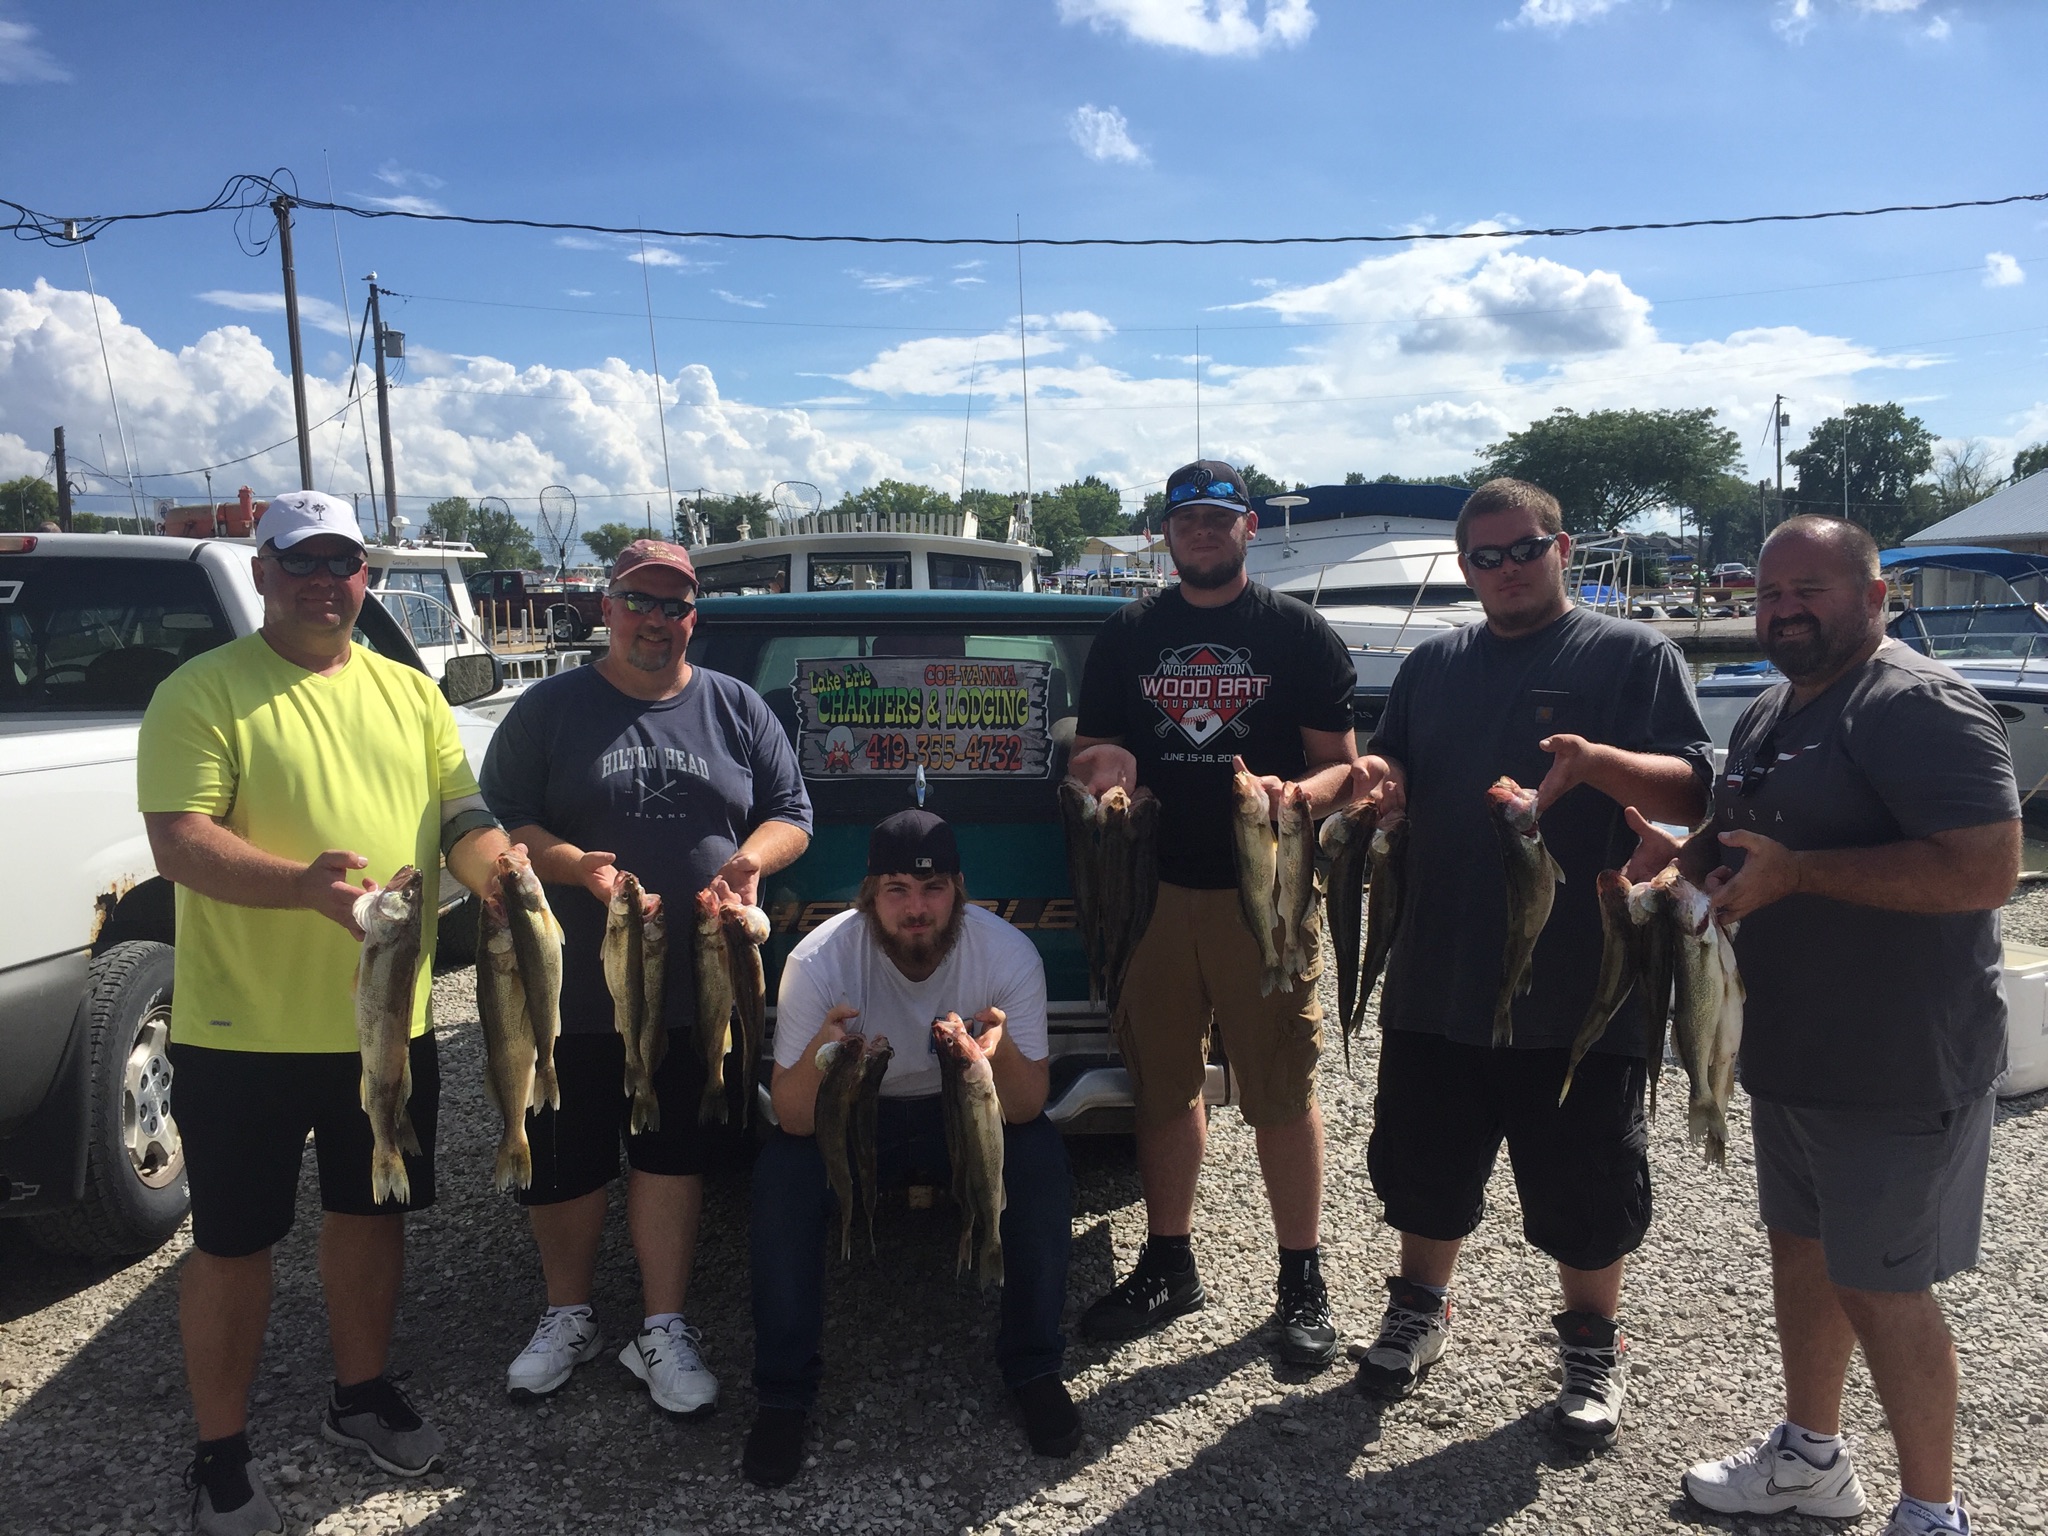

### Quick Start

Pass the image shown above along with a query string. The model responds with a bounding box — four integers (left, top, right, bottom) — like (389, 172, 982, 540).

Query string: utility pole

(1841, 443, 1851, 525)
(366, 275, 399, 538)
(272, 197, 315, 490)
(52, 426, 71, 531)
(1765, 394, 1788, 527)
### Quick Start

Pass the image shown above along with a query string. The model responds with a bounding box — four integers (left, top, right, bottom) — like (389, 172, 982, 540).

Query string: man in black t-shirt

(1352, 478, 1712, 1451)
(1070, 459, 1360, 1369)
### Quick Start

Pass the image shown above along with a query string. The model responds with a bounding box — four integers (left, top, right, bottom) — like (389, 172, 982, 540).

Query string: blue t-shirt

(480, 662, 814, 1037)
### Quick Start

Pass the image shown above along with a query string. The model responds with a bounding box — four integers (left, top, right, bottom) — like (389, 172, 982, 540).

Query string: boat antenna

(638, 234, 677, 530)
(324, 150, 379, 514)
(1015, 215, 1032, 517)
(959, 339, 979, 503)
(1194, 322, 1202, 461)
(77, 242, 142, 525)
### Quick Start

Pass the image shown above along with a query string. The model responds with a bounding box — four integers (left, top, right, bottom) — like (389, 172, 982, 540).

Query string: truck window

(809, 553, 911, 592)
(696, 554, 790, 596)
(1, 556, 229, 713)
(928, 553, 1024, 591)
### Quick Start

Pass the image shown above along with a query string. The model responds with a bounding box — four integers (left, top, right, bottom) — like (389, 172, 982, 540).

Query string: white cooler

(1997, 942, 2048, 1099)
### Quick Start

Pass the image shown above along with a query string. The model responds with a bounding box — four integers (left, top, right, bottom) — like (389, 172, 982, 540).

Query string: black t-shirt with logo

(1076, 581, 1355, 889)
(1714, 642, 2018, 1110)
(1369, 607, 1713, 1053)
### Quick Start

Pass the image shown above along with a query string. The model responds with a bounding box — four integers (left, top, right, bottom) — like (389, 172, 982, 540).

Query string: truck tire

(549, 607, 583, 644)
(25, 941, 189, 1259)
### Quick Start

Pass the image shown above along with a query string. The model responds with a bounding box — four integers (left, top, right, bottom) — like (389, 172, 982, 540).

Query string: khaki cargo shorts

(1113, 881, 1322, 1129)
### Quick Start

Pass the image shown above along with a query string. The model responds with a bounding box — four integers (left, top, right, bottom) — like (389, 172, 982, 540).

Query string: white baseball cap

(258, 490, 366, 552)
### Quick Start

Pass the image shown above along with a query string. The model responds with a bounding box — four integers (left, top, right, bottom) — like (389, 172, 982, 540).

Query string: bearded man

(742, 810, 1078, 1487)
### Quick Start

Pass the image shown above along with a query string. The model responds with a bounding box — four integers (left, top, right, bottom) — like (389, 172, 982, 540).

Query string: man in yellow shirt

(138, 490, 513, 1536)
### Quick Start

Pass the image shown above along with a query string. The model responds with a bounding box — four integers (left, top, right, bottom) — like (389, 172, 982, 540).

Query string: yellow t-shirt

(137, 632, 480, 1053)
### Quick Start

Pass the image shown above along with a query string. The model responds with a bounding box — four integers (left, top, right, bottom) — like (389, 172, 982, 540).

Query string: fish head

(725, 903, 771, 945)
(1595, 867, 1632, 908)
(1097, 786, 1131, 822)
(1277, 781, 1309, 831)
(694, 885, 725, 933)
(494, 849, 545, 912)
(1231, 767, 1270, 825)
(814, 1039, 842, 1074)
(612, 871, 646, 918)
(1668, 875, 1714, 936)
(1486, 777, 1540, 833)
(641, 893, 667, 946)
(358, 866, 423, 933)
(1059, 778, 1098, 822)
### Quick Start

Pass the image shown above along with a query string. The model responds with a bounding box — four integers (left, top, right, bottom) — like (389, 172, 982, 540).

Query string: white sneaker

(506, 1307, 604, 1402)
(619, 1318, 719, 1418)
(1683, 1423, 1870, 1518)
(1551, 1310, 1629, 1450)
(1881, 1496, 1971, 1535)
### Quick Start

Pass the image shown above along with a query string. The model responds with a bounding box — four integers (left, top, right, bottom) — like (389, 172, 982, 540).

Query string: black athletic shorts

(169, 1033, 439, 1259)
(517, 1030, 713, 1206)
(1366, 1028, 1652, 1272)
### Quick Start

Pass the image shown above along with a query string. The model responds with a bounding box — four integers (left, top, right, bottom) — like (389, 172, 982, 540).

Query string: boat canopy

(1253, 482, 1468, 526)
(1878, 545, 2048, 583)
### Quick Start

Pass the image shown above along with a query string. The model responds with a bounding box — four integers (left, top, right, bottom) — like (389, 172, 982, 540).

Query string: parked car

(467, 569, 607, 643)
(0, 532, 501, 1257)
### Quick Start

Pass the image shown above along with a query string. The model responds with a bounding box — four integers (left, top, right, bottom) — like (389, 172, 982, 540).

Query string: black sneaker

(741, 1406, 808, 1488)
(1079, 1250, 1206, 1343)
(321, 1374, 445, 1477)
(1352, 1276, 1452, 1400)
(1012, 1373, 1084, 1457)
(1276, 1263, 1339, 1368)
(184, 1437, 285, 1536)
(1551, 1310, 1629, 1451)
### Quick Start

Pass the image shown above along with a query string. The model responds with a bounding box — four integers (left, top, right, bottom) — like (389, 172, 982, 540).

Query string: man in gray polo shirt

(1648, 516, 2019, 1536)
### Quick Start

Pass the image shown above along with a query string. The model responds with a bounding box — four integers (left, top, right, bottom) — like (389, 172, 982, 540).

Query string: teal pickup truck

(688, 590, 1231, 1133)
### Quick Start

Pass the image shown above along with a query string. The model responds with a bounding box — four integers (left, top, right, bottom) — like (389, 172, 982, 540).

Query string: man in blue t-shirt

(480, 539, 813, 1422)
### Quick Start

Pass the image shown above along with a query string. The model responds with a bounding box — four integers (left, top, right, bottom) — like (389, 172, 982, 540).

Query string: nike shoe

(1079, 1249, 1206, 1344)
(1682, 1423, 1870, 1518)
(321, 1375, 445, 1478)
(1880, 1496, 1971, 1535)
(506, 1307, 604, 1402)
(1276, 1261, 1339, 1368)
(618, 1317, 719, 1418)
(184, 1438, 285, 1536)
(1550, 1310, 1628, 1450)
(1352, 1276, 1451, 1400)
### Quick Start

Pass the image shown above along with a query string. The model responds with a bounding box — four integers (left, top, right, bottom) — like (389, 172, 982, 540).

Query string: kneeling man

(743, 809, 1079, 1487)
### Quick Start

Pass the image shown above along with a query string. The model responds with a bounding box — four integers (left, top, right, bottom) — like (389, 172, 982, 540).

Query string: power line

(6, 171, 2046, 249)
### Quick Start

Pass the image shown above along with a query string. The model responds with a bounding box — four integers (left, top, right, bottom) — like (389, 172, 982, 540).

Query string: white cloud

(361, 193, 450, 216)
(1057, 0, 1314, 56)
(374, 162, 445, 192)
(1923, 13, 1950, 39)
(1394, 399, 1515, 444)
(848, 270, 930, 293)
(554, 235, 608, 252)
(564, 288, 593, 298)
(196, 290, 352, 337)
(952, 276, 986, 288)
(0, 17, 68, 83)
(713, 289, 769, 309)
(1985, 252, 2025, 288)
(1050, 311, 1118, 342)
(1508, 0, 1628, 29)
(1069, 104, 1149, 166)
(631, 246, 693, 269)
(1775, 0, 1938, 40)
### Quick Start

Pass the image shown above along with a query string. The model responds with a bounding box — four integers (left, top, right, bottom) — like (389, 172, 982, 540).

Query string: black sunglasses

(272, 550, 366, 578)
(1738, 727, 1780, 797)
(1166, 477, 1247, 508)
(609, 590, 696, 620)
(1464, 535, 1558, 571)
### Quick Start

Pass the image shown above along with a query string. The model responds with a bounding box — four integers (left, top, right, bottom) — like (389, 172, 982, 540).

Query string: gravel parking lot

(3, 917, 2045, 1536)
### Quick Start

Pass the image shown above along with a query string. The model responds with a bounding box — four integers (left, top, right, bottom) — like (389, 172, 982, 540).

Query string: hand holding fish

(1069, 742, 1137, 798)
(1534, 733, 1603, 814)
(301, 849, 375, 937)
(713, 847, 763, 907)
(970, 1005, 1007, 1059)
(813, 1003, 859, 1053)
(932, 1010, 985, 1061)
(574, 849, 622, 905)
(1622, 806, 1682, 883)
(1231, 756, 1287, 823)
(1711, 830, 1799, 923)
(1349, 754, 1407, 818)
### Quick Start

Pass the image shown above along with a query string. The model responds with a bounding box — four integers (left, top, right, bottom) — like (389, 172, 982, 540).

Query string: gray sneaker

(184, 1444, 285, 1536)
(321, 1375, 446, 1477)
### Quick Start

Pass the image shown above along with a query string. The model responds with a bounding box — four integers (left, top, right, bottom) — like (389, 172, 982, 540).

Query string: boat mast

(1015, 217, 1032, 533)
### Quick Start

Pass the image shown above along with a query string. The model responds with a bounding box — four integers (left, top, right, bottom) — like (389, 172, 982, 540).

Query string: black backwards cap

(1162, 458, 1253, 518)
(867, 809, 960, 877)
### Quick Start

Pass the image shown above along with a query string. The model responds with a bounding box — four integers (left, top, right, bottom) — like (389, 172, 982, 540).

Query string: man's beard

(1763, 612, 1869, 683)
(874, 898, 966, 972)
(1177, 546, 1246, 590)
(625, 634, 678, 673)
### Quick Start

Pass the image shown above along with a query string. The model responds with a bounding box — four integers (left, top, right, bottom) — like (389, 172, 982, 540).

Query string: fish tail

(371, 1147, 411, 1207)
(697, 1080, 728, 1127)
(532, 1060, 561, 1114)
(866, 1209, 878, 1260)
(631, 1084, 663, 1135)
(397, 1102, 423, 1158)
(981, 1236, 1004, 1292)
(1557, 1061, 1580, 1107)
(494, 1132, 533, 1194)
(1492, 1005, 1513, 1048)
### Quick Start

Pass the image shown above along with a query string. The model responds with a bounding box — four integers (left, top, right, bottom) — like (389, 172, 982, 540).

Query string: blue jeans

(750, 1097, 1072, 1410)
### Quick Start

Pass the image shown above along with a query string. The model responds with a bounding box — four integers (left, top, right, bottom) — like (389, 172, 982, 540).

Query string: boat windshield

(1890, 603, 2048, 664)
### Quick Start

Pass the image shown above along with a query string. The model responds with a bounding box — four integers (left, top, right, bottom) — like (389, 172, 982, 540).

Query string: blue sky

(2, 0, 2044, 527)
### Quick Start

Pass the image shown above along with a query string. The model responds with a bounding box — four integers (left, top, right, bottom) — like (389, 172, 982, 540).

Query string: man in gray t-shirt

(1662, 517, 2019, 1536)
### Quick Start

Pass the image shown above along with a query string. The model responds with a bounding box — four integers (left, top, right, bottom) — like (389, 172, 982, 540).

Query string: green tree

(2012, 442, 2048, 483)
(830, 479, 959, 524)
(0, 475, 59, 531)
(1343, 470, 1367, 486)
(1931, 440, 2000, 521)
(1477, 407, 1741, 534)
(1690, 475, 1772, 570)
(582, 522, 642, 565)
(1029, 475, 1129, 569)
(469, 503, 543, 570)
(422, 496, 474, 543)
(1785, 403, 1937, 545)
(677, 491, 775, 545)
(959, 487, 1020, 543)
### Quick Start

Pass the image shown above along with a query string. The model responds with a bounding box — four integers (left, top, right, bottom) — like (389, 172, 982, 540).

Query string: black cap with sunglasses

(1162, 460, 1253, 520)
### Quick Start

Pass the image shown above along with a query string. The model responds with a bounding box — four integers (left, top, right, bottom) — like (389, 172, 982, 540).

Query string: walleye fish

(1357, 816, 1409, 1019)
(476, 898, 536, 1191)
(1486, 776, 1564, 1047)
(353, 866, 425, 1207)
(496, 849, 563, 1113)
(692, 887, 735, 1127)
(602, 873, 667, 1134)
(1058, 779, 1104, 1002)
(1664, 872, 1745, 1166)
(1096, 786, 1135, 1008)
(1230, 758, 1285, 995)
(1560, 869, 1637, 1104)
(1119, 788, 1161, 1006)
(1319, 801, 1377, 1065)
(852, 1035, 893, 1257)
(722, 896, 770, 1130)
(1627, 872, 1679, 1116)
(1274, 782, 1319, 990)
(936, 1023, 1006, 1290)
(814, 1033, 869, 1261)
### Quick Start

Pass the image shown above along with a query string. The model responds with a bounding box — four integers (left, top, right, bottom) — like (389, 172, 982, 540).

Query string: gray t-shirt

(1713, 641, 2018, 1110)
(1370, 607, 1713, 1053)
(480, 663, 813, 1037)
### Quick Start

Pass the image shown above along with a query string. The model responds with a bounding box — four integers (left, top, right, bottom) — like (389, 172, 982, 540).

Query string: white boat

(687, 505, 1050, 595)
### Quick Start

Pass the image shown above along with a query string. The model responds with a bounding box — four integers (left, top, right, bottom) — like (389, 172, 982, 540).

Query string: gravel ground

(4, 920, 2046, 1536)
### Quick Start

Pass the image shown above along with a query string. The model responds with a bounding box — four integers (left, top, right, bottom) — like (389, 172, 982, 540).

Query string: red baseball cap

(609, 538, 698, 592)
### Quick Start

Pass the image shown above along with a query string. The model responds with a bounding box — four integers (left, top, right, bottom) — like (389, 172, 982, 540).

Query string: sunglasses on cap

(272, 550, 366, 578)
(1464, 534, 1558, 571)
(1166, 478, 1247, 508)
(609, 589, 696, 620)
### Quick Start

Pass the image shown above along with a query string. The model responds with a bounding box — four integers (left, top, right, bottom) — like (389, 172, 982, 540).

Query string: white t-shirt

(774, 904, 1049, 1099)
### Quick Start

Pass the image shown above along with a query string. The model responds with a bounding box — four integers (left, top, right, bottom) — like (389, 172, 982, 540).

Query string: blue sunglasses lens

(1168, 479, 1243, 505)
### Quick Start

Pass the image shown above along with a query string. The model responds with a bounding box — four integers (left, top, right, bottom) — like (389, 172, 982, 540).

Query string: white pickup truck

(0, 532, 501, 1257)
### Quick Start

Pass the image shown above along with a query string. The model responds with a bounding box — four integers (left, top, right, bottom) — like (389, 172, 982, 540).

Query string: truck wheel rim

(123, 1005, 183, 1188)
